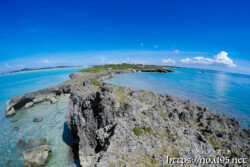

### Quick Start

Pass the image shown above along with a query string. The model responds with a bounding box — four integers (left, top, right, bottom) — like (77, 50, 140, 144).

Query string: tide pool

(106, 68, 250, 128)
(0, 67, 85, 166)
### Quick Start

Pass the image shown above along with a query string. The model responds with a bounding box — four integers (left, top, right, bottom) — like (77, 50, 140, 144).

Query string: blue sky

(0, 0, 250, 74)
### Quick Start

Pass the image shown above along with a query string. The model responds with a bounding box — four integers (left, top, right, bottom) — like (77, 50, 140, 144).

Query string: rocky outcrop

(6, 107, 15, 117)
(69, 72, 85, 79)
(33, 117, 43, 122)
(6, 68, 173, 117)
(22, 145, 51, 167)
(17, 139, 26, 147)
(28, 138, 46, 148)
(66, 82, 249, 167)
(5, 82, 70, 117)
(24, 102, 34, 108)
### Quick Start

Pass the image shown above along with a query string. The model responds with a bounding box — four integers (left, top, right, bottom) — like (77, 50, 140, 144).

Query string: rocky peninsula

(5, 65, 173, 117)
(5, 64, 249, 167)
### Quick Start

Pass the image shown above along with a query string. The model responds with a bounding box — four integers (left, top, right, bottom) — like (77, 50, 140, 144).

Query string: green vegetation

(117, 160, 123, 166)
(152, 128, 168, 138)
(122, 154, 130, 161)
(152, 132, 162, 137)
(207, 136, 221, 149)
(160, 112, 168, 118)
(109, 162, 115, 167)
(80, 64, 164, 73)
(119, 95, 127, 104)
(89, 79, 102, 86)
(144, 127, 152, 134)
(132, 127, 143, 136)
(231, 146, 242, 155)
(169, 150, 180, 158)
(167, 134, 175, 142)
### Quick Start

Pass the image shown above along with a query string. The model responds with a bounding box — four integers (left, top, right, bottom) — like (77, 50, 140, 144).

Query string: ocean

(0, 67, 85, 167)
(107, 68, 250, 128)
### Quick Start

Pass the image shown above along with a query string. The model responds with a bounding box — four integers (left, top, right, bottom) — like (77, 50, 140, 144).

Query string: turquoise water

(0, 68, 85, 167)
(107, 68, 250, 128)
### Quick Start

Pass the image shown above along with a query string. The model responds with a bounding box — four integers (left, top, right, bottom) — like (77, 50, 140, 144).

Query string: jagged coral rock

(66, 82, 250, 167)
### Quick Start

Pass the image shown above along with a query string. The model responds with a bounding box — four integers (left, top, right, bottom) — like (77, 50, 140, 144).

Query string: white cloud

(180, 57, 214, 64)
(162, 58, 176, 64)
(173, 50, 180, 54)
(214, 51, 236, 67)
(5, 63, 12, 68)
(180, 51, 236, 67)
(42, 59, 49, 63)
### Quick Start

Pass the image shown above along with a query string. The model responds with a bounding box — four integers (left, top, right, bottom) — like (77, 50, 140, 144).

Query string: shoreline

(5, 67, 174, 117)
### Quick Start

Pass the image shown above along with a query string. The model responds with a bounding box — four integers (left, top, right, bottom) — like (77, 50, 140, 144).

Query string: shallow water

(1, 95, 74, 166)
(0, 67, 84, 166)
(106, 68, 250, 128)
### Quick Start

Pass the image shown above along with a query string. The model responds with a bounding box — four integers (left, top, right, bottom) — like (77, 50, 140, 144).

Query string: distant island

(0, 64, 179, 76)
(0, 65, 87, 76)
